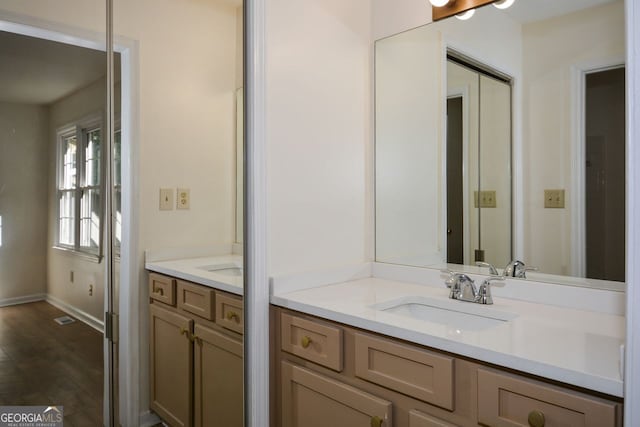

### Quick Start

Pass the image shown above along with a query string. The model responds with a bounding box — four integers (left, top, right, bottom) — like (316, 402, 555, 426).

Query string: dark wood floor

(0, 301, 103, 426)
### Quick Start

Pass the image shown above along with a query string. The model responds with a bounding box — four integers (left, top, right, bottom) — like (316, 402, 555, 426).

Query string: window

(114, 129, 122, 252)
(56, 117, 102, 257)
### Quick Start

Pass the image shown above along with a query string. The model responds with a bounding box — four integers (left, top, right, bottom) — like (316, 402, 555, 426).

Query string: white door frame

(570, 58, 625, 278)
(625, 0, 640, 425)
(0, 10, 139, 427)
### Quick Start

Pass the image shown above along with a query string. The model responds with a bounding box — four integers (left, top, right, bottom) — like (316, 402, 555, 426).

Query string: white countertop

(271, 277, 625, 397)
(145, 254, 243, 296)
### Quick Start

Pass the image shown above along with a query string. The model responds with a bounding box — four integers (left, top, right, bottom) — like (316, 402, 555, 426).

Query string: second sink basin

(372, 296, 518, 332)
(198, 262, 243, 277)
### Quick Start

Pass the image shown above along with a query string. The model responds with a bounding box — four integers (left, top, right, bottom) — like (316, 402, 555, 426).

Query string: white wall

(265, 0, 372, 275)
(375, 26, 443, 266)
(0, 102, 49, 301)
(522, 0, 625, 275)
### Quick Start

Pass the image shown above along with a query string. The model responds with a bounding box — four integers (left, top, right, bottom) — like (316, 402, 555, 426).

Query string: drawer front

(409, 410, 459, 427)
(149, 273, 176, 306)
(477, 368, 620, 427)
(177, 280, 215, 320)
(281, 312, 343, 371)
(281, 361, 392, 427)
(354, 333, 455, 411)
(215, 292, 244, 335)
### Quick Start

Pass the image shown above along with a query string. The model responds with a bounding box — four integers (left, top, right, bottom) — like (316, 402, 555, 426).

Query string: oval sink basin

(198, 263, 243, 277)
(372, 296, 518, 332)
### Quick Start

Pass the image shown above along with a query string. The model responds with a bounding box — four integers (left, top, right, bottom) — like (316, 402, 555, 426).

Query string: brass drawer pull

(226, 311, 239, 321)
(191, 334, 202, 344)
(154, 288, 164, 296)
(528, 410, 545, 427)
(301, 336, 312, 349)
(180, 327, 189, 338)
(370, 415, 383, 427)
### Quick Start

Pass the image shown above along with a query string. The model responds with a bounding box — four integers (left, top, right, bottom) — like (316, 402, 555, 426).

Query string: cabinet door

(281, 361, 392, 427)
(193, 324, 243, 427)
(150, 304, 193, 427)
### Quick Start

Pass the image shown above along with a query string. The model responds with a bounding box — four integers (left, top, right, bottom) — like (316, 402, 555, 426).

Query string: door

(447, 96, 464, 264)
(193, 324, 244, 427)
(281, 361, 392, 427)
(585, 67, 625, 281)
(149, 304, 193, 427)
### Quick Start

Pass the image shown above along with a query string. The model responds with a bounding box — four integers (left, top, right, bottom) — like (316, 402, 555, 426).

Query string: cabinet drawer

(281, 361, 392, 427)
(215, 292, 244, 335)
(177, 280, 215, 320)
(149, 273, 176, 306)
(477, 368, 620, 427)
(354, 333, 454, 411)
(281, 312, 343, 371)
(409, 410, 458, 427)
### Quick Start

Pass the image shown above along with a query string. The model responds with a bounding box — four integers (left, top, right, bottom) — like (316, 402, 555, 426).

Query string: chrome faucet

(476, 261, 499, 276)
(442, 270, 505, 305)
(476, 276, 505, 305)
(503, 260, 537, 279)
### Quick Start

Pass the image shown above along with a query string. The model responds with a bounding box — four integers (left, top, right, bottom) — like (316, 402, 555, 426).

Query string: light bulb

(429, 0, 451, 7)
(455, 8, 475, 20)
(493, 0, 515, 9)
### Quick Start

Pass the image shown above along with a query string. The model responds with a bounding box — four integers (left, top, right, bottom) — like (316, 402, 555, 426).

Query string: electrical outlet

(89, 284, 93, 296)
(177, 188, 190, 210)
(159, 188, 174, 210)
(474, 190, 497, 208)
(544, 189, 565, 208)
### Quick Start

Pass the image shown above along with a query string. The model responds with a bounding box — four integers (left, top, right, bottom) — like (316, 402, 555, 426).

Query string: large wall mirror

(375, 0, 625, 288)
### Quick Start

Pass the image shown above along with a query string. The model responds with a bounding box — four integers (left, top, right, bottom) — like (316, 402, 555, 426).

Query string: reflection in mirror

(115, 0, 245, 425)
(0, 27, 108, 424)
(375, 0, 625, 287)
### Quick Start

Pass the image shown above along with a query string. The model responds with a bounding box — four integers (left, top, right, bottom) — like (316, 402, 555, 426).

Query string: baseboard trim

(45, 295, 104, 333)
(139, 410, 162, 427)
(0, 294, 46, 307)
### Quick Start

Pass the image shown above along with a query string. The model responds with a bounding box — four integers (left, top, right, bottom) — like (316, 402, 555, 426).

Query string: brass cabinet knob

(301, 336, 312, 349)
(528, 410, 545, 427)
(154, 288, 164, 296)
(191, 335, 201, 344)
(226, 311, 239, 321)
(180, 327, 189, 337)
(370, 415, 383, 427)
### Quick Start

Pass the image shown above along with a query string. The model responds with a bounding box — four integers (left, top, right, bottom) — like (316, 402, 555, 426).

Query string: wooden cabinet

(193, 324, 243, 427)
(477, 368, 619, 427)
(149, 304, 193, 427)
(272, 306, 623, 427)
(149, 273, 243, 427)
(281, 361, 392, 427)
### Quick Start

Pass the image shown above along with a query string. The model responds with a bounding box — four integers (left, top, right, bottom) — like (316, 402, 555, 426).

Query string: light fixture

(429, 0, 451, 6)
(455, 8, 476, 20)
(493, 0, 515, 9)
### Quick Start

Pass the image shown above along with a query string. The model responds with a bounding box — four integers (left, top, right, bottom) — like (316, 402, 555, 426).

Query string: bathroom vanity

(146, 254, 243, 427)
(269, 265, 624, 427)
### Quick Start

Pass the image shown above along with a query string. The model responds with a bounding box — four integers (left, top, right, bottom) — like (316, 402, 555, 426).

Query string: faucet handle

(476, 276, 505, 305)
(476, 261, 499, 276)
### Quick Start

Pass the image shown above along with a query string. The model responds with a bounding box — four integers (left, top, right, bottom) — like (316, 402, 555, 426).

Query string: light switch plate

(474, 190, 497, 208)
(159, 188, 174, 210)
(544, 189, 565, 208)
(177, 188, 190, 210)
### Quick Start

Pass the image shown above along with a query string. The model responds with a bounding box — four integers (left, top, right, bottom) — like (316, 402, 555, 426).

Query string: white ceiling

(504, 0, 618, 24)
(0, 31, 107, 105)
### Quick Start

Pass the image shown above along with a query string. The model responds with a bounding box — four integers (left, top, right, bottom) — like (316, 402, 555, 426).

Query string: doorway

(0, 20, 124, 425)
(585, 66, 625, 281)
(446, 96, 464, 264)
